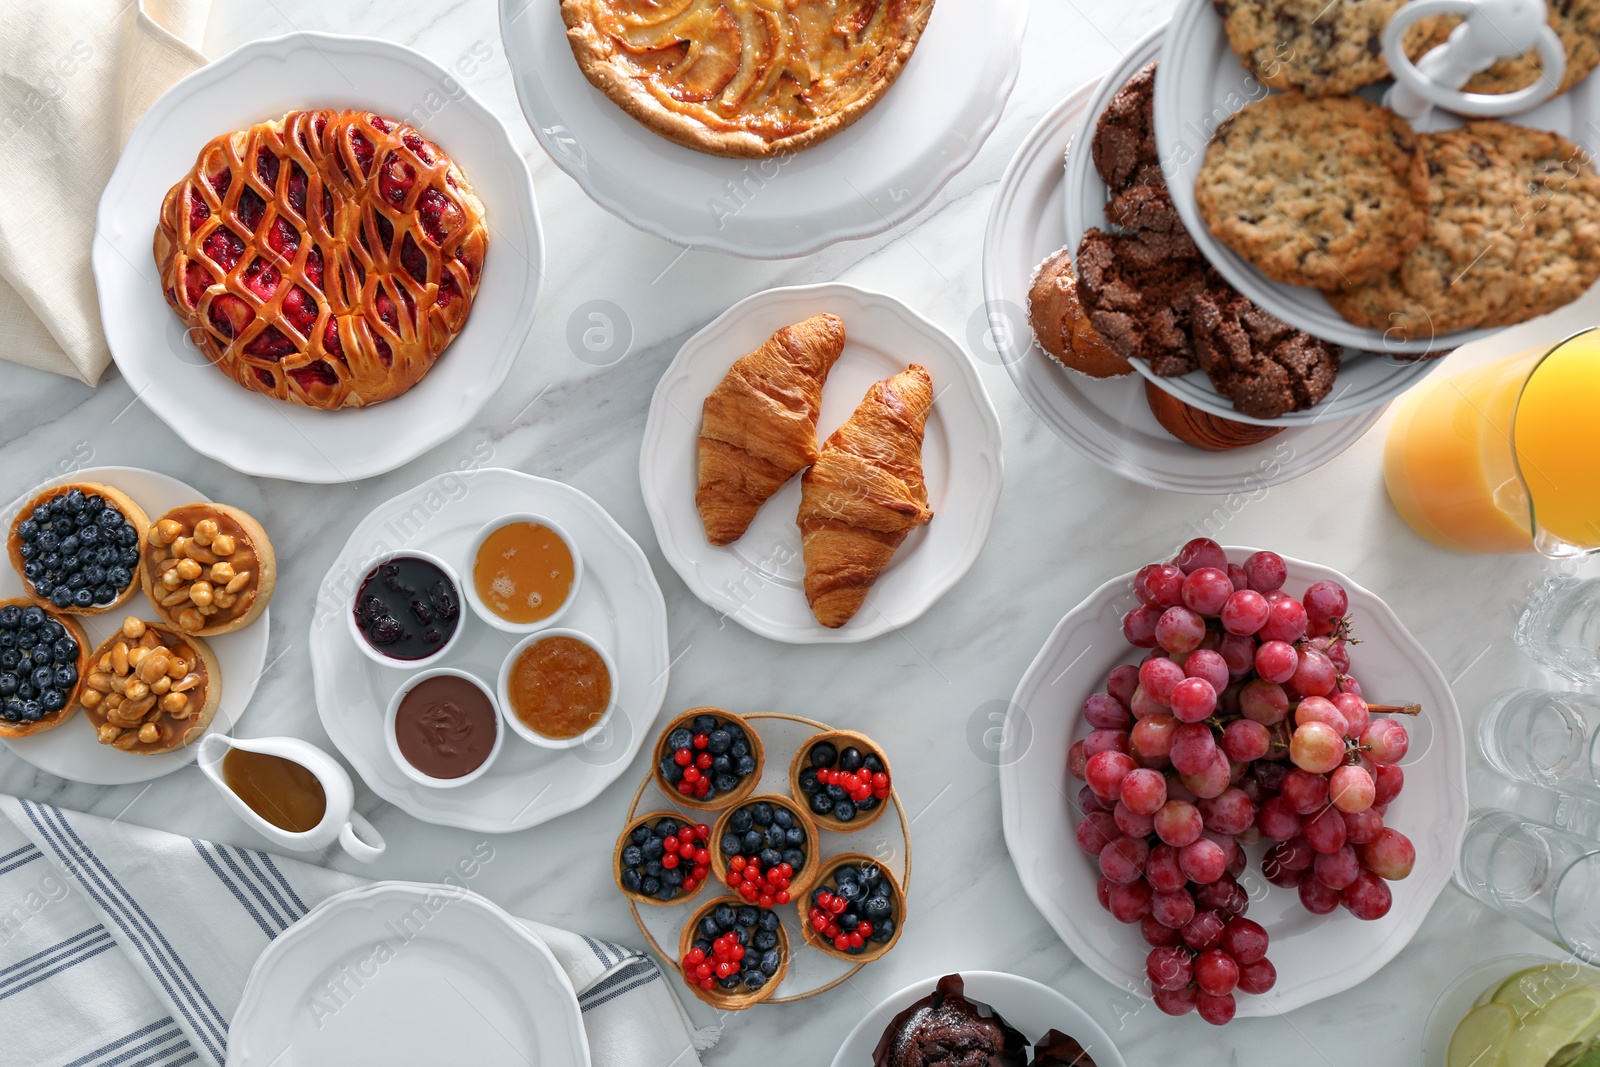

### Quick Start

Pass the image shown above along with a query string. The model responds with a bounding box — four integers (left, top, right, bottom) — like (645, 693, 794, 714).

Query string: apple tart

(155, 109, 488, 410)
(561, 0, 938, 158)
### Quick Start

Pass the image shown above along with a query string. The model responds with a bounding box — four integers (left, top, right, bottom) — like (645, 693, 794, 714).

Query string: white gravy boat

(196, 734, 385, 863)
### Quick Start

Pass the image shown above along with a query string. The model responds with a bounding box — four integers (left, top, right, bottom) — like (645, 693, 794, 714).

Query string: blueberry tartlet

(791, 729, 893, 831)
(0, 598, 88, 737)
(802, 854, 903, 962)
(711, 794, 817, 904)
(615, 812, 712, 906)
(677, 897, 788, 1009)
(142, 503, 275, 636)
(653, 707, 764, 811)
(7, 483, 148, 615)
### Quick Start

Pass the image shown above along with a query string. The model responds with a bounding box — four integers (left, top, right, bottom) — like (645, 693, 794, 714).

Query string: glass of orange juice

(1384, 328, 1600, 557)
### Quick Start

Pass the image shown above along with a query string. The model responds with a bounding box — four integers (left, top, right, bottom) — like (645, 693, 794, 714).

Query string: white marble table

(3, 0, 1598, 1063)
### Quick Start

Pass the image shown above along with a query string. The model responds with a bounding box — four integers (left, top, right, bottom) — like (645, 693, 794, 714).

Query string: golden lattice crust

(154, 110, 489, 410)
(561, 0, 938, 158)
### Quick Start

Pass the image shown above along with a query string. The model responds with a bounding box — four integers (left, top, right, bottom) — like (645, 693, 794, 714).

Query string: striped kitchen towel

(0, 796, 717, 1067)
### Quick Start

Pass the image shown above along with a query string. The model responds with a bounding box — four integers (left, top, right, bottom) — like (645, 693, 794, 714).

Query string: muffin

(873, 974, 1028, 1067)
(1027, 249, 1132, 379)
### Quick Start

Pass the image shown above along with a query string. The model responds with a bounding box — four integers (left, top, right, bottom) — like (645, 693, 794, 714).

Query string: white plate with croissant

(640, 284, 1003, 644)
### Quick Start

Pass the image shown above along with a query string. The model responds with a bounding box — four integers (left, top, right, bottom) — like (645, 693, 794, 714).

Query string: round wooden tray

(627, 711, 912, 1004)
(650, 707, 767, 812)
(675, 895, 791, 1010)
(788, 728, 893, 833)
(797, 852, 906, 964)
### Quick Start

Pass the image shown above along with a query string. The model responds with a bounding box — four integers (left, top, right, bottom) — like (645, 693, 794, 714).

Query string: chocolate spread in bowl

(394, 674, 496, 779)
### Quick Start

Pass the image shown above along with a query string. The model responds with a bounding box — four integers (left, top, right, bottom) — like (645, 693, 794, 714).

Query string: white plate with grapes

(998, 540, 1467, 1020)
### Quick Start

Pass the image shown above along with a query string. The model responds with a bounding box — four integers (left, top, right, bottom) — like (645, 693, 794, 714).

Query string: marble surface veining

(2, 0, 1598, 1063)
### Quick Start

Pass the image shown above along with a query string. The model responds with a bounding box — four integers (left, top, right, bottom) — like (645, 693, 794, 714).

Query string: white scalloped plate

(640, 284, 1002, 643)
(999, 548, 1467, 1017)
(93, 32, 543, 484)
(985, 78, 1383, 492)
(1061, 24, 1440, 426)
(497, 0, 1026, 258)
(1156, 0, 1600, 356)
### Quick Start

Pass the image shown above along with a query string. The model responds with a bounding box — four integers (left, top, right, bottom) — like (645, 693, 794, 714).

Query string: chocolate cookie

(1404, 0, 1600, 98)
(1191, 286, 1342, 418)
(1075, 220, 1209, 377)
(1027, 248, 1133, 378)
(1463, 121, 1600, 326)
(1216, 0, 1405, 97)
(1328, 130, 1531, 339)
(1194, 93, 1429, 290)
(1091, 60, 1162, 192)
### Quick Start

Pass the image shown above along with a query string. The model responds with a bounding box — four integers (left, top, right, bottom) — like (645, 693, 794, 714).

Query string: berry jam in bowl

(347, 551, 464, 669)
(801, 853, 904, 964)
(790, 729, 893, 832)
(614, 811, 713, 907)
(677, 896, 789, 1010)
(652, 707, 765, 812)
(711, 794, 818, 905)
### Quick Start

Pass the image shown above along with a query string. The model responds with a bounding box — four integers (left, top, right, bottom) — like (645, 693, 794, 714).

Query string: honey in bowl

(506, 635, 611, 741)
(473, 522, 574, 625)
(221, 747, 327, 834)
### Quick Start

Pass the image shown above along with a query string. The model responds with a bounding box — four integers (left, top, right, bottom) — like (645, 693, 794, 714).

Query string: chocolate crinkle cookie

(1091, 60, 1162, 192)
(1191, 287, 1342, 419)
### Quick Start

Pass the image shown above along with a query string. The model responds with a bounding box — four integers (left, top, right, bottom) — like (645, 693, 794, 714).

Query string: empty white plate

(640, 284, 1003, 644)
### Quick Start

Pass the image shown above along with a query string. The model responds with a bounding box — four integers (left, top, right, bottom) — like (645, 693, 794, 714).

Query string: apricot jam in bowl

(463, 514, 581, 634)
(496, 628, 616, 750)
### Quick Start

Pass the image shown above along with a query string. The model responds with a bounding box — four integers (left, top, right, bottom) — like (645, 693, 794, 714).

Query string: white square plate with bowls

(93, 32, 543, 484)
(0, 467, 268, 785)
(498, 0, 1026, 258)
(310, 469, 669, 832)
(227, 882, 588, 1067)
(640, 283, 1003, 644)
(984, 76, 1383, 492)
(999, 548, 1467, 1016)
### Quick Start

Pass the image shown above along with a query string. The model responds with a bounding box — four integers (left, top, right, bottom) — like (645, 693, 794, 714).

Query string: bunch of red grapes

(1067, 538, 1419, 1025)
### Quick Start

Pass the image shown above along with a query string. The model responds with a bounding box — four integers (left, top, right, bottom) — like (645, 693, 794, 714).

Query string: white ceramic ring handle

(339, 810, 386, 863)
(1384, 0, 1566, 119)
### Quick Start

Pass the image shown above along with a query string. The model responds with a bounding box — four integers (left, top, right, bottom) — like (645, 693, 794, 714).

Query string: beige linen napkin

(0, 0, 210, 385)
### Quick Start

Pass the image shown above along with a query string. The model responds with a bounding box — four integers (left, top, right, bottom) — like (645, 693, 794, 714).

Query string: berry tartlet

(711, 794, 818, 904)
(141, 503, 275, 636)
(790, 729, 893, 831)
(653, 707, 764, 811)
(76, 616, 220, 754)
(614, 812, 713, 906)
(7, 483, 148, 615)
(801, 854, 904, 963)
(0, 598, 88, 737)
(676, 897, 788, 1009)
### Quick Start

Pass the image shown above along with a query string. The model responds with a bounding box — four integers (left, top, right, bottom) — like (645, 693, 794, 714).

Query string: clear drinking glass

(1456, 809, 1600, 964)
(1480, 688, 1600, 802)
(1516, 574, 1600, 686)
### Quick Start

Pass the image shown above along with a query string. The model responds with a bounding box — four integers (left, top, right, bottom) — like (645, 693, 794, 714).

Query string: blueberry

(36, 530, 58, 552)
(94, 546, 117, 568)
(720, 834, 742, 856)
(809, 791, 833, 816)
(84, 495, 104, 514)
(693, 939, 713, 958)
(741, 830, 762, 854)
(640, 876, 660, 896)
(107, 566, 132, 591)
(656, 819, 680, 838)
(757, 910, 779, 932)
(63, 489, 86, 513)
(16, 682, 35, 702)
(713, 774, 739, 794)
(702, 783, 717, 802)
(837, 879, 863, 903)
(713, 904, 735, 929)
(864, 895, 892, 920)
(40, 689, 64, 712)
(759, 950, 781, 976)
(0, 651, 16, 672)
(758, 848, 782, 869)
(15, 520, 37, 541)
(20, 701, 42, 722)
(50, 588, 72, 609)
(630, 824, 652, 846)
(736, 755, 757, 777)
(826, 784, 847, 802)
(77, 524, 99, 545)
(833, 798, 857, 822)
(782, 848, 806, 872)
(840, 911, 859, 930)
(662, 868, 683, 888)
(93, 586, 117, 605)
(753, 930, 778, 951)
(711, 754, 732, 775)
(0, 607, 17, 630)
(763, 825, 784, 850)
(20, 608, 43, 629)
(736, 905, 758, 926)
(0, 633, 11, 650)
(620, 864, 643, 888)
(656, 885, 677, 902)
(809, 742, 838, 769)
(30, 667, 51, 690)
(718, 976, 739, 991)
(667, 728, 693, 751)
(870, 918, 895, 943)
(772, 808, 793, 830)
(641, 837, 664, 861)
(699, 917, 720, 940)
(0, 700, 19, 722)
(692, 714, 717, 734)
(743, 971, 767, 991)
(729, 808, 753, 833)
(116, 526, 138, 548)
(798, 767, 818, 794)
(858, 796, 880, 812)
(622, 844, 643, 867)
(30, 648, 49, 667)
(835, 866, 859, 885)
(97, 508, 123, 528)
(644, 860, 663, 878)
(59, 535, 80, 556)
(839, 747, 863, 773)
(751, 802, 773, 825)
(16, 631, 36, 651)
(21, 561, 41, 581)
(82, 566, 105, 588)
(67, 572, 88, 590)
(0, 676, 14, 698)
(116, 548, 139, 570)
(707, 728, 731, 754)
(71, 589, 93, 609)
(730, 740, 749, 759)
(38, 620, 62, 642)
(659, 757, 683, 784)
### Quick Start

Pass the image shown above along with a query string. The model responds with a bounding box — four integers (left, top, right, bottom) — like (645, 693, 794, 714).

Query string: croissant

(798, 365, 935, 629)
(697, 314, 847, 546)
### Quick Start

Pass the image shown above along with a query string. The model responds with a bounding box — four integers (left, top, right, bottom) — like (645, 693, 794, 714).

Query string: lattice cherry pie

(154, 110, 489, 409)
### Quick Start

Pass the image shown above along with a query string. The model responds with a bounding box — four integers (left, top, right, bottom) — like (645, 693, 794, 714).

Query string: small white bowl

(497, 628, 618, 751)
(346, 549, 467, 670)
(461, 513, 582, 634)
(384, 668, 503, 789)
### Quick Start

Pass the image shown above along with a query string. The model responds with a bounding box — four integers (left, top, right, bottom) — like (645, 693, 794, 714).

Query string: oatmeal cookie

(1216, 0, 1405, 97)
(1404, 0, 1600, 99)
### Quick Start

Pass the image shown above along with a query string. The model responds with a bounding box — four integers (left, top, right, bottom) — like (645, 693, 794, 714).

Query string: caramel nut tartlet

(0, 598, 89, 738)
(140, 503, 276, 637)
(7, 483, 148, 615)
(77, 616, 220, 754)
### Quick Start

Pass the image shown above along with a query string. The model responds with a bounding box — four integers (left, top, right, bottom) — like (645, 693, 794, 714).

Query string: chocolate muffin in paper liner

(873, 974, 1029, 1067)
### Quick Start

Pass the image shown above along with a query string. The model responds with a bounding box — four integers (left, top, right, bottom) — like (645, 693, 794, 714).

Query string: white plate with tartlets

(0, 467, 270, 785)
(640, 283, 1003, 644)
(983, 76, 1383, 492)
(92, 32, 543, 484)
(498, 0, 1026, 258)
(998, 548, 1467, 1016)
(309, 468, 670, 833)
